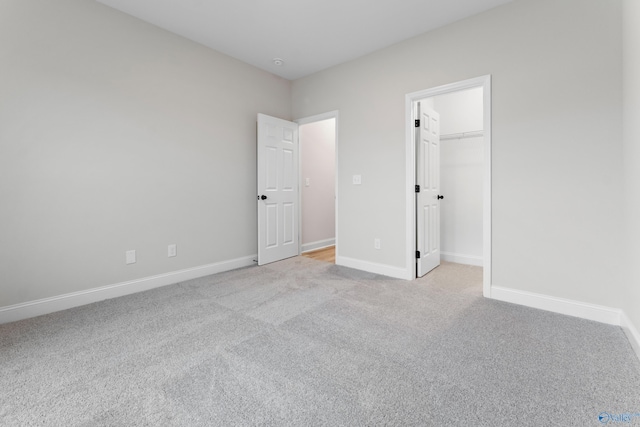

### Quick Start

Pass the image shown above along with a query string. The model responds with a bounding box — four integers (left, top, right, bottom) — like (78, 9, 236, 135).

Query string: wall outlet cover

(168, 244, 177, 257)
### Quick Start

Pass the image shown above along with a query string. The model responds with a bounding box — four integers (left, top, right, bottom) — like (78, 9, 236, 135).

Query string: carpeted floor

(1, 258, 639, 426)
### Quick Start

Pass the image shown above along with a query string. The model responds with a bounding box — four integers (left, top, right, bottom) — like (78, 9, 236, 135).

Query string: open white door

(257, 114, 299, 266)
(416, 103, 441, 277)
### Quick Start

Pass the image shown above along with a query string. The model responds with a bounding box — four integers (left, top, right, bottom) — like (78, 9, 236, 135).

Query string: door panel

(283, 202, 295, 244)
(266, 204, 278, 248)
(266, 147, 278, 190)
(283, 149, 294, 189)
(417, 103, 441, 277)
(258, 114, 299, 265)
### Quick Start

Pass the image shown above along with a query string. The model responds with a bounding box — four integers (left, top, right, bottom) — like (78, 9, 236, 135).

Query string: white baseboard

(301, 238, 335, 253)
(441, 252, 483, 267)
(490, 286, 622, 325)
(0, 255, 257, 325)
(621, 311, 640, 361)
(336, 256, 412, 280)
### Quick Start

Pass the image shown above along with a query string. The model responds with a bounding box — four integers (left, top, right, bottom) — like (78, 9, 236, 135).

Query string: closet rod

(440, 130, 483, 141)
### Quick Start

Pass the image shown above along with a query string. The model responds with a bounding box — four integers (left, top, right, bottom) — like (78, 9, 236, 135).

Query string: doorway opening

(297, 111, 339, 264)
(405, 76, 491, 297)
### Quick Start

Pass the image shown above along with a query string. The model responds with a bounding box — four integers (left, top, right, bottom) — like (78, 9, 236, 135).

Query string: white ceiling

(97, 0, 514, 80)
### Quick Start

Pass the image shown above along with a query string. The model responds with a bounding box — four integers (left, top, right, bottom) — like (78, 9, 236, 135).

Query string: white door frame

(296, 110, 340, 258)
(405, 75, 492, 297)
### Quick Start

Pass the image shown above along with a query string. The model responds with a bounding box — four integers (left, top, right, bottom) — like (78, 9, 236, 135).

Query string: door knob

(260, 195, 267, 200)
(437, 195, 444, 200)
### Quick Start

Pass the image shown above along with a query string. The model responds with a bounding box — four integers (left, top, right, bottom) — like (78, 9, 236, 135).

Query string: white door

(416, 103, 441, 277)
(257, 114, 299, 266)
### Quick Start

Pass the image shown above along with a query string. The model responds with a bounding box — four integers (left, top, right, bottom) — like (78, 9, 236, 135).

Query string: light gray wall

(0, 0, 290, 307)
(434, 87, 484, 135)
(623, 0, 640, 335)
(434, 88, 483, 264)
(300, 119, 336, 247)
(1, 0, 632, 335)
(292, 0, 624, 307)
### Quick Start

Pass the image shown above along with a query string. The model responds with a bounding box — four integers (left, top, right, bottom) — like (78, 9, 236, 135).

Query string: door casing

(405, 75, 492, 297)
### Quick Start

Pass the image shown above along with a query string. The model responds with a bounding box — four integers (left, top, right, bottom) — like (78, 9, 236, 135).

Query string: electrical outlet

(374, 238, 381, 250)
(168, 244, 177, 258)
(353, 175, 362, 185)
(126, 250, 136, 265)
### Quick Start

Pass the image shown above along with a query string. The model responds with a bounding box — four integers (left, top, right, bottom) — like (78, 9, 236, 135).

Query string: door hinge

(416, 250, 421, 259)
(415, 185, 420, 193)
(415, 119, 420, 127)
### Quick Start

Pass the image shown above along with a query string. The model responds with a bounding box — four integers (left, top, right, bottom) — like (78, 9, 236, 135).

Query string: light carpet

(1, 258, 639, 426)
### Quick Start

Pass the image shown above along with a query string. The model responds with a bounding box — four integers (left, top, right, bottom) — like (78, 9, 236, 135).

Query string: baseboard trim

(0, 255, 257, 325)
(621, 311, 640, 361)
(490, 286, 622, 325)
(441, 252, 483, 267)
(336, 256, 412, 280)
(301, 238, 335, 253)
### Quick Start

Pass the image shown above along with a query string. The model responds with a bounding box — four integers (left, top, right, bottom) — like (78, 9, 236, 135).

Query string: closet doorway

(406, 76, 491, 296)
(429, 87, 485, 268)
